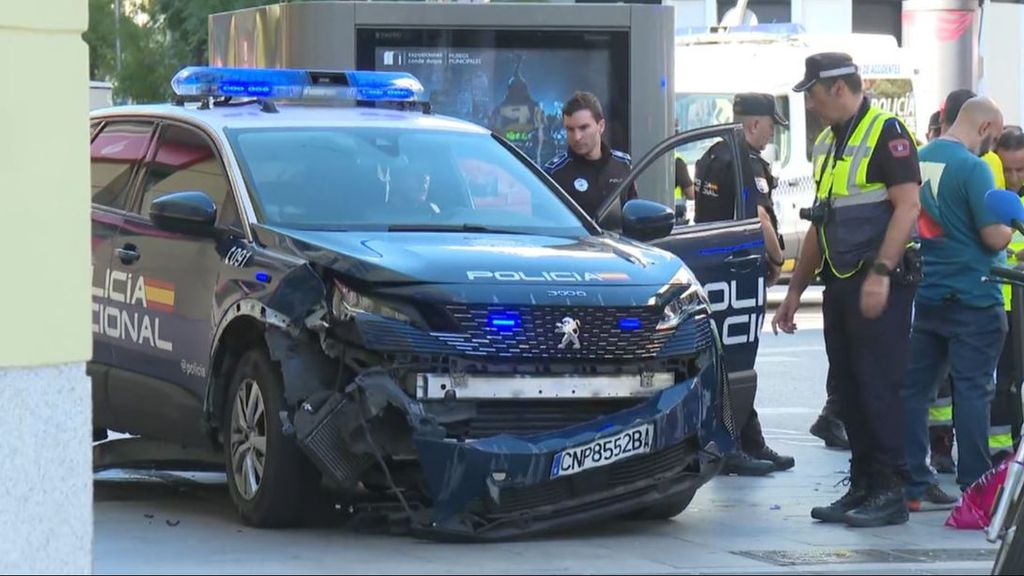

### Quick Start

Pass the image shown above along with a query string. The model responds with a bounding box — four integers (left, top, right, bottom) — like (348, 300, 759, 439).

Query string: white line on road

(756, 407, 819, 414)
(761, 428, 808, 435)
(759, 346, 826, 353)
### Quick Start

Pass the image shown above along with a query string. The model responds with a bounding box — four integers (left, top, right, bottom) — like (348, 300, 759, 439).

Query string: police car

(89, 67, 760, 540)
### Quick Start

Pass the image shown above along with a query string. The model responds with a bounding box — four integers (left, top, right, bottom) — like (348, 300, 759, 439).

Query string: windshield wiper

(386, 223, 530, 234)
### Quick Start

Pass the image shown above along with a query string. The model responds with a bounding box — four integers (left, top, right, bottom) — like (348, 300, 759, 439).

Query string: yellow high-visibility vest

(811, 105, 905, 277)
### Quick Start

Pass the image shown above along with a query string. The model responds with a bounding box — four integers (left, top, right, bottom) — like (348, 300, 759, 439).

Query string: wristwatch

(870, 261, 893, 276)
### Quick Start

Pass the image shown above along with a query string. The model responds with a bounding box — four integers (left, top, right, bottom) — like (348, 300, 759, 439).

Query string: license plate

(550, 424, 654, 479)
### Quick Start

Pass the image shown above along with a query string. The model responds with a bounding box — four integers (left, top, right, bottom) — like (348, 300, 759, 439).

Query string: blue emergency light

(170, 67, 425, 103)
(675, 22, 806, 37)
(618, 318, 642, 331)
(487, 312, 522, 331)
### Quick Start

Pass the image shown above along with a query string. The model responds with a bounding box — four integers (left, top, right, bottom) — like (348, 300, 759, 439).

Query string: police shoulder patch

(610, 150, 632, 164)
(889, 138, 912, 158)
(544, 153, 569, 172)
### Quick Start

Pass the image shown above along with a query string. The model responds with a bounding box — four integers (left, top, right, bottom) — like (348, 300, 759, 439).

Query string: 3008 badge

(550, 423, 654, 478)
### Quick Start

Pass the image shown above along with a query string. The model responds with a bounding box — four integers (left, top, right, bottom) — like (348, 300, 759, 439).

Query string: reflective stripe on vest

(811, 106, 897, 278)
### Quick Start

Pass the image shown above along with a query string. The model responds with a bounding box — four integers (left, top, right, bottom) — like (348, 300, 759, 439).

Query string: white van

(89, 80, 113, 111)
(674, 24, 921, 271)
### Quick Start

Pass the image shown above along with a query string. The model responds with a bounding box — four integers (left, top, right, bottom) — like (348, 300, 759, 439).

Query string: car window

(226, 127, 589, 237)
(456, 156, 533, 216)
(675, 92, 791, 169)
(91, 121, 154, 210)
(138, 124, 236, 227)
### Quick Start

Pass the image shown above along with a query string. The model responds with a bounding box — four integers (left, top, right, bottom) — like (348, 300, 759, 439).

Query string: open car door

(600, 124, 767, 431)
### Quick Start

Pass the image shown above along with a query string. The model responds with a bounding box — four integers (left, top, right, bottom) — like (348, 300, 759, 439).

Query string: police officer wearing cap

(695, 93, 787, 284)
(772, 53, 922, 528)
(544, 91, 637, 228)
(694, 93, 793, 477)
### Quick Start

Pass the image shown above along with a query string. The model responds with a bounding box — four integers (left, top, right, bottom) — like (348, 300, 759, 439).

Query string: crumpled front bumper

(410, 353, 734, 541)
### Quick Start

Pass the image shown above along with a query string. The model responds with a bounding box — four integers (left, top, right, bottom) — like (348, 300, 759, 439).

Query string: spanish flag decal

(143, 278, 175, 313)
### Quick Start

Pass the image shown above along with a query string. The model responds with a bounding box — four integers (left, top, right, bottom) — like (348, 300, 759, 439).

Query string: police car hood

(256, 225, 682, 287)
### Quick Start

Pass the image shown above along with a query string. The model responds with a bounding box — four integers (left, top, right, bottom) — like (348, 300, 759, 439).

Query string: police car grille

(437, 305, 674, 360)
(443, 399, 644, 439)
(657, 314, 714, 358)
(719, 358, 737, 439)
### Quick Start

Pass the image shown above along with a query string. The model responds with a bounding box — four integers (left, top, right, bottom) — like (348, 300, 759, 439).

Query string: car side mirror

(150, 191, 218, 237)
(622, 199, 675, 242)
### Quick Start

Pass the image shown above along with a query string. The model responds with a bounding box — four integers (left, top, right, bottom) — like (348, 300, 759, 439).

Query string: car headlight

(331, 279, 411, 323)
(656, 266, 707, 331)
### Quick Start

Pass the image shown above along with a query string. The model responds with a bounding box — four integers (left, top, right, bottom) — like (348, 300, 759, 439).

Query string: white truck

(674, 24, 921, 272)
(89, 80, 113, 111)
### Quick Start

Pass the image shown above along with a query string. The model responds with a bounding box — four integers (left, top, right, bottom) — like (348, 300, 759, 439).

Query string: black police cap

(733, 93, 788, 127)
(793, 52, 859, 93)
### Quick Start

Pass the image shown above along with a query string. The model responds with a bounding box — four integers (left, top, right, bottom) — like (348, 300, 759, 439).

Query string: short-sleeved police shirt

(825, 98, 922, 191)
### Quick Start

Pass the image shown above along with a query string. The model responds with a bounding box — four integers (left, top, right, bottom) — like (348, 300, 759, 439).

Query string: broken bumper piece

(411, 360, 732, 541)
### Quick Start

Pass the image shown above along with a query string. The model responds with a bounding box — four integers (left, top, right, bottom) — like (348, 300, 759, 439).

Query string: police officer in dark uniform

(694, 93, 793, 476)
(694, 93, 787, 283)
(773, 53, 922, 528)
(544, 91, 637, 228)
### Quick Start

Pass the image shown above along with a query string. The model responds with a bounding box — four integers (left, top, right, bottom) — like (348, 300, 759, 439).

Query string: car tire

(223, 346, 320, 527)
(625, 487, 698, 521)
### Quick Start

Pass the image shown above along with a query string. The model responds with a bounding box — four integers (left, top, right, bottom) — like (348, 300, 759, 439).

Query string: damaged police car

(90, 67, 760, 540)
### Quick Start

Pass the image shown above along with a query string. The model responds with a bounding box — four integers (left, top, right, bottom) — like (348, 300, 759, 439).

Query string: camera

(799, 201, 832, 225)
(895, 243, 923, 286)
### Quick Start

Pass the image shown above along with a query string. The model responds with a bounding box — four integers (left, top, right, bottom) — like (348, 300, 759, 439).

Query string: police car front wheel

(224, 346, 321, 527)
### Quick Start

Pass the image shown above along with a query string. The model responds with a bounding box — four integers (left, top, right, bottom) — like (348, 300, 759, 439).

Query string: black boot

(843, 469, 909, 528)
(751, 445, 795, 472)
(719, 451, 775, 476)
(811, 468, 869, 523)
(929, 425, 956, 474)
(810, 413, 850, 449)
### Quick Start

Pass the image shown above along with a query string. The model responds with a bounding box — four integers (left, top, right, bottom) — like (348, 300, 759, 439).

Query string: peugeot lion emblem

(555, 316, 582, 349)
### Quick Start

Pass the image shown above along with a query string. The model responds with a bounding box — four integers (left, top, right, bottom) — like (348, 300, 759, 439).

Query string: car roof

(89, 102, 491, 135)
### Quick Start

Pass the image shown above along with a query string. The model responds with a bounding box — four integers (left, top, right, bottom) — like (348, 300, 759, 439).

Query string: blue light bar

(488, 312, 522, 331)
(619, 318, 642, 331)
(170, 67, 425, 103)
(676, 23, 806, 37)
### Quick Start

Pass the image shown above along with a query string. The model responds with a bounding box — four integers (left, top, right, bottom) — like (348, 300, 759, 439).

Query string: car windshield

(226, 126, 589, 237)
(674, 92, 790, 167)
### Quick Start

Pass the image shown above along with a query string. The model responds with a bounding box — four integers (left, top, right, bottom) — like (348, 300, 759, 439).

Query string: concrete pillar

(979, 1, 1024, 125)
(902, 0, 981, 123)
(0, 1, 93, 573)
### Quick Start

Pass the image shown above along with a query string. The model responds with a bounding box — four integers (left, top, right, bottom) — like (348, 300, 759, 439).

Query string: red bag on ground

(945, 455, 1012, 530)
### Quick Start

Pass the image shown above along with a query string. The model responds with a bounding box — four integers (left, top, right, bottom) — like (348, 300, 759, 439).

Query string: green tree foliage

(85, 0, 293, 103)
